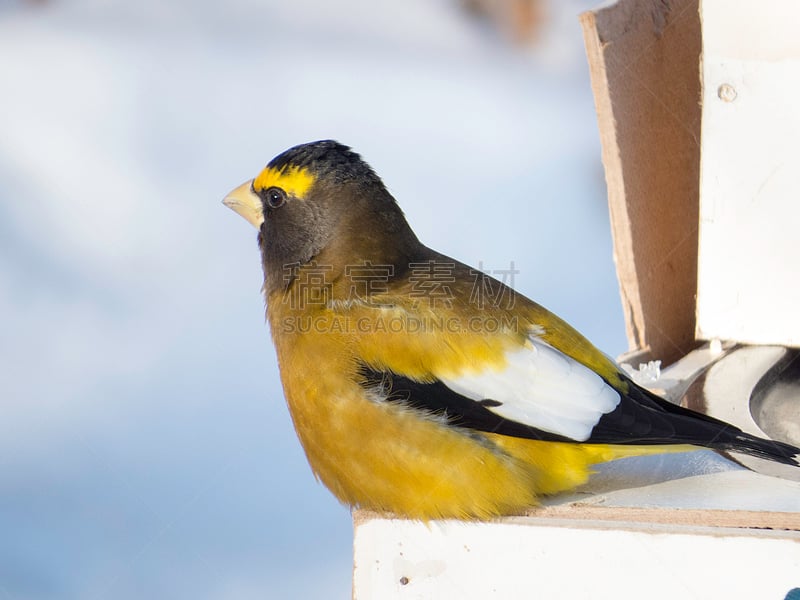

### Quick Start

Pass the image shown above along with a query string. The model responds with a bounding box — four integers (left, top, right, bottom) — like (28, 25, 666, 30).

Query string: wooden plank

(527, 504, 800, 532)
(580, 0, 702, 366)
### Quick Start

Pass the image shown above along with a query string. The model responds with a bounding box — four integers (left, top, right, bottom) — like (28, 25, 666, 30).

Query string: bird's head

(224, 140, 419, 294)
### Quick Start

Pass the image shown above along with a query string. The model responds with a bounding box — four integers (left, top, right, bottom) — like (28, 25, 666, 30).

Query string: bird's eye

(264, 187, 287, 209)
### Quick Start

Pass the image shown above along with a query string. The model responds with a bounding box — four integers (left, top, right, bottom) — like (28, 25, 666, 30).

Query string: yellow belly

(273, 337, 609, 519)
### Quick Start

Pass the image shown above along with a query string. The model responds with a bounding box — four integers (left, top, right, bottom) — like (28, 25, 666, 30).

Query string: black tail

(646, 387, 800, 466)
(591, 378, 800, 467)
(716, 429, 800, 466)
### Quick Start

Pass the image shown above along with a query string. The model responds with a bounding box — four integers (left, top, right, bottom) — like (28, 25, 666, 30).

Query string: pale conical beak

(223, 180, 263, 229)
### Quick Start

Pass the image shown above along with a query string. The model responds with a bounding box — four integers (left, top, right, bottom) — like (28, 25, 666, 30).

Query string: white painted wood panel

(697, 0, 800, 345)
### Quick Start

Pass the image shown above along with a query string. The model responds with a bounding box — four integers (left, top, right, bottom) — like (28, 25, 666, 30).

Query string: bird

(223, 140, 800, 520)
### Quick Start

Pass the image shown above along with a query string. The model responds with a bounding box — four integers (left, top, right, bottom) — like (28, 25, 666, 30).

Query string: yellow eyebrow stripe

(253, 165, 316, 199)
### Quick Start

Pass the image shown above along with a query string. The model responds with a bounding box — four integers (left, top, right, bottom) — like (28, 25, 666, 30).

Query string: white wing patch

(438, 339, 620, 442)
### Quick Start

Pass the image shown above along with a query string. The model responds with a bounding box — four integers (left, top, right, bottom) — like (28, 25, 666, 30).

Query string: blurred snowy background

(0, 0, 626, 598)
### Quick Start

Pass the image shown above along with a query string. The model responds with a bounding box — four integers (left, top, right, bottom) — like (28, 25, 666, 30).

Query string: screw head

(718, 83, 737, 102)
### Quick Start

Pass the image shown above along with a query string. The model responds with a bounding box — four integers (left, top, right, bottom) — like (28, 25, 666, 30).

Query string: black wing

(358, 364, 800, 466)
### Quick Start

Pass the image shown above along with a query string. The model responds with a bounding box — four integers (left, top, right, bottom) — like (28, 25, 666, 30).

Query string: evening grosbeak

(224, 140, 799, 520)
